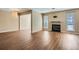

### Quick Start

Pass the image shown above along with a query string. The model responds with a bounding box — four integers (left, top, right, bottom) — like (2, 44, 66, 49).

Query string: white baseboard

(0, 29, 18, 33)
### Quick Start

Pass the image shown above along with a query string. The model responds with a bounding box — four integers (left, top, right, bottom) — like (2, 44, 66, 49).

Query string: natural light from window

(67, 12, 75, 31)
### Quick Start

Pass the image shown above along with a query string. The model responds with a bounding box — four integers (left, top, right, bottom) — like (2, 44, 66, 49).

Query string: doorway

(19, 13, 31, 33)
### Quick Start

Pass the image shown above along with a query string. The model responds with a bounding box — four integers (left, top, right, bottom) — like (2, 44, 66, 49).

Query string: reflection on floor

(0, 31, 79, 50)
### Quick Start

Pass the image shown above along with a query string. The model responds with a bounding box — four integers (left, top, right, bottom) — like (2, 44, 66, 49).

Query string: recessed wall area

(20, 14, 31, 33)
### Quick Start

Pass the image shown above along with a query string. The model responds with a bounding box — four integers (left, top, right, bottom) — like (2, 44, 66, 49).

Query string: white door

(20, 14, 31, 32)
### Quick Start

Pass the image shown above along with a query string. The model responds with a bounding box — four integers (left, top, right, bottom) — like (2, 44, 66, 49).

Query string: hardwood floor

(0, 31, 79, 50)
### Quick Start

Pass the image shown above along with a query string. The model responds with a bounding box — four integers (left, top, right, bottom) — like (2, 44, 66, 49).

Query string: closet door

(20, 14, 31, 33)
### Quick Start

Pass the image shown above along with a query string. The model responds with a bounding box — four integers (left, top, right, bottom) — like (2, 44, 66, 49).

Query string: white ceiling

(32, 8, 74, 13)
(0, 8, 74, 13)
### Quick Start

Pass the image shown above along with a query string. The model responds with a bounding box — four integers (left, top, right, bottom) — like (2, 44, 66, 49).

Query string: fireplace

(52, 24, 61, 32)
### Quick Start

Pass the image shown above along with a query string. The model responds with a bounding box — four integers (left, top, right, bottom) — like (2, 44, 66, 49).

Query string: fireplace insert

(52, 24, 61, 32)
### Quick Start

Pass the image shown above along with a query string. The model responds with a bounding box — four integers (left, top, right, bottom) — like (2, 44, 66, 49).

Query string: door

(20, 14, 31, 33)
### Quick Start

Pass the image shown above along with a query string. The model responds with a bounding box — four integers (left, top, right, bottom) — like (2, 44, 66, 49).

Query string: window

(44, 16, 48, 29)
(66, 12, 75, 31)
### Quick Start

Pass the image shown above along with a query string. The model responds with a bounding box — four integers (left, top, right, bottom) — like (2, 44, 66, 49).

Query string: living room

(0, 8, 79, 50)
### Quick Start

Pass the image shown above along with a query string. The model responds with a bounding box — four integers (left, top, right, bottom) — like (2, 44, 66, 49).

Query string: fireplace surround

(51, 21, 61, 32)
(52, 24, 61, 32)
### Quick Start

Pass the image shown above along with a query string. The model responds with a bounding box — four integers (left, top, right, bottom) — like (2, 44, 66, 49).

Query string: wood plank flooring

(0, 31, 79, 50)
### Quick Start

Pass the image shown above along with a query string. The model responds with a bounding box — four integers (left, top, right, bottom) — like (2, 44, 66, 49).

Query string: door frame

(18, 10, 32, 34)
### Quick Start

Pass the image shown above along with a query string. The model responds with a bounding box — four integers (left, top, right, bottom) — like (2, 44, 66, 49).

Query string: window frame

(66, 11, 75, 32)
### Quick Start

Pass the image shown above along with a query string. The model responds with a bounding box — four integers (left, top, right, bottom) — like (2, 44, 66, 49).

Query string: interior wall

(75, 9, 79, 33)
(45, 9, 79, 33)
(32, 11, 42, 33)
(0, 10, 42, 33)
(0, 10, 19, 33)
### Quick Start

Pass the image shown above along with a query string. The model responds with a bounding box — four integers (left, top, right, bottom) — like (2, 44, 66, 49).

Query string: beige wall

(0, 10, 19, 33)
(32, 11, 42, 33)
(45, 9, 79, 33)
